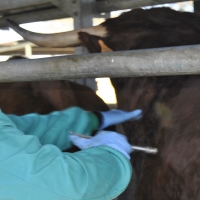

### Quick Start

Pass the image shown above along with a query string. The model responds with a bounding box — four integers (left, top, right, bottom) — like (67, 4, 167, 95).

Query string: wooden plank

(0, 47, 74, 55)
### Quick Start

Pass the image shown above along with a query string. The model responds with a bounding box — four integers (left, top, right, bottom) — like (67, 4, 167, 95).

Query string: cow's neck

(111, 76, 188, 176)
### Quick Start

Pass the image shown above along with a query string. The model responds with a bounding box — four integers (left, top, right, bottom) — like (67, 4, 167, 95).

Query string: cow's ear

(78, 32, 102, 53)
(98, 40, 113, 52)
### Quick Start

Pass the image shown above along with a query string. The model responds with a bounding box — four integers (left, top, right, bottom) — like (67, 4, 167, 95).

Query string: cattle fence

(1, 0, 200, 82)
(0, 44, 200, 82)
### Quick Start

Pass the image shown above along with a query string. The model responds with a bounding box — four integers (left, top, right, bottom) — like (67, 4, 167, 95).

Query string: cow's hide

(0, 79, 110, 153)
(78, 8, 200, 200)
(2, 56, 109, 115)
(0, 80, 109, 115)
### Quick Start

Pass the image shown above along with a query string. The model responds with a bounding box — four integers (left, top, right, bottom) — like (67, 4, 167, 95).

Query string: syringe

(70, 132, 158, 154)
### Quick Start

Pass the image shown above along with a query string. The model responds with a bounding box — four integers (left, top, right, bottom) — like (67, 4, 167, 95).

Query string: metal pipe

(0, 0, 198, 13)
(1, 44, 200, 82)
(0, 0, 187, 13)
(0, 8, 69, 29)
(95, 0, 200, 12)
(0, 0, 198, 29)
(0, 0, 50, 12)
(130, 145, 158, 154)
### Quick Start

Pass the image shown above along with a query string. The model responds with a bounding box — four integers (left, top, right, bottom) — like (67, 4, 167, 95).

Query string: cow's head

(7, 7, 200, 110)
(7, 8, 200, 50)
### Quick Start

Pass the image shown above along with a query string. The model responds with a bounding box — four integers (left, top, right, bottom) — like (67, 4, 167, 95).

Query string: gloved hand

(69, 131, 133, 159)
(99, 109, 142, 130)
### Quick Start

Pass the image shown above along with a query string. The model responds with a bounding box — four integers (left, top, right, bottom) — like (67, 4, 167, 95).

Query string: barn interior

(0, 0, 197, 107)
(1, 1, 200, 200)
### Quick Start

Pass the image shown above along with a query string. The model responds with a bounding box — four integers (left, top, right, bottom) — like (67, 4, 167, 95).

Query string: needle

(70, 132, 158, 154)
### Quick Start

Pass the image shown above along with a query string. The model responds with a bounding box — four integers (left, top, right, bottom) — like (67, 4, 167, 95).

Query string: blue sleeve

(7, 107, 98, 150)
(0, 110, 132, 200)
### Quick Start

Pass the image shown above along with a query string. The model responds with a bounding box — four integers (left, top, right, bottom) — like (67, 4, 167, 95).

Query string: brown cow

(0, 79, 109, 115)
(6, 7, 200, 200)
(0, 56, 110, 152)
(78, 9, 200, 200)
(1, 55, 109, 115)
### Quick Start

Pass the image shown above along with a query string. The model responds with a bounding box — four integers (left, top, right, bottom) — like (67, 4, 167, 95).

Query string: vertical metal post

(73, 0, 97, 91)
(74, 0, 93, 54)
(194, 1, 200, 13)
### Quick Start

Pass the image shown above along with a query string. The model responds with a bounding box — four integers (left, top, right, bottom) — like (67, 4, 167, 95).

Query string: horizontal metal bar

(96, 0, 199, 12)
(1, 44, 200, 82)
(0, 8, 69, 29)
(0, 0, 51, 12)
(0, 0, 198, 13)
(0, 0, 197, 29)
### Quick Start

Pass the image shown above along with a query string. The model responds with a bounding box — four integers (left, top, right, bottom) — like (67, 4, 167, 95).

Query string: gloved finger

(94, 131, 133, 159)
(114, 134, 133, 153)
(128, 109, 142, 120)
(117, 134, 133, 151)
(69, 135, 90, 150)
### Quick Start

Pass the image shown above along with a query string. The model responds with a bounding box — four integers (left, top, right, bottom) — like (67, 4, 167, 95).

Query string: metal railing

(0, 44, 200, 82)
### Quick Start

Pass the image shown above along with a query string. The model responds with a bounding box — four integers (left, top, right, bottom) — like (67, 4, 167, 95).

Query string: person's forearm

(61, 146, 132, 199)
(0, 110, 132, 199)
(7, 107, 99, 150)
